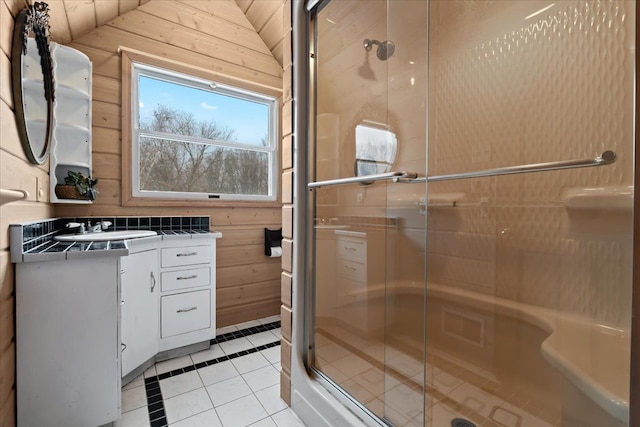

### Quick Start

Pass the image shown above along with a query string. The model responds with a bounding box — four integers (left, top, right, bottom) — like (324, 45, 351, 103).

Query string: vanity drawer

(336, 237, 365, 262)
(336, 259, 366, 282)
(161, 290, 211, 338)
(161, 245, 211, 268)
(161, 267, 210, 292)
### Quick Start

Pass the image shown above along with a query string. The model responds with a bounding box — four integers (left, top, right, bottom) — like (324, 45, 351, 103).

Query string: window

(130, 61, 278, 201)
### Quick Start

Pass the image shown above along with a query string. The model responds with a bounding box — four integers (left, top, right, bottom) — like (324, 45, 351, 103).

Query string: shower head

(363, 39, 395, 61)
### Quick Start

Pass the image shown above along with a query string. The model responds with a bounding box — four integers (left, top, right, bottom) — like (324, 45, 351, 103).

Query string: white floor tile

(430, 368, 463, 394)
(249, 417, 278, 427)
(385, 382, 424, 421)
(216, 325, 239, 335)
(235, 320, 262, 330)
(341, 379, 376, 404)
(121, 385, 147, 413)
(160, 370, 204, 399)
(156, 355, 193, 375)
(315, 342, 351, 363)
(246, 331, 280, 347)
(259, 315, 281, 324)
(260, 346, 280, 364)
(448, 382, 503, 418)
(331, 353, 373, 378)
(164, 387, 214, 424)
(232, 352, 271, 374)
(317, 363, 348, 384)
(115, 406, 149, 427)
(254, 384, 288, 415)
(198, 360, 239, 386)
(271, 408, 306, 427)
(206, 375, 253, 407)
(122, 374, 144, 391)
(219, 337, 254, 354)
(216, 394, 269, 427)
(170, 409, 223, 427)
(351, 367, 385, 393)
(426, 402, 466, 427)
(190, 344, 225, 365)
(143, 365, 157, 379)
(242, 365, 280, 392)
(271, 327, 282, 337)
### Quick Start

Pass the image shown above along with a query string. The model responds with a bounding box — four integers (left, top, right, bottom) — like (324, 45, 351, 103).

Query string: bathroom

(0, 0, 638, 427)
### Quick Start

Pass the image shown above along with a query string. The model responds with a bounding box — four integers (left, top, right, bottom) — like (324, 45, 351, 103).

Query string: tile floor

(117, 315, 306, 427)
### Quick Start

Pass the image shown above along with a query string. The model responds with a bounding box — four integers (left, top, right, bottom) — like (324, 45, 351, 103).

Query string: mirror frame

(11, 2, 55, 165)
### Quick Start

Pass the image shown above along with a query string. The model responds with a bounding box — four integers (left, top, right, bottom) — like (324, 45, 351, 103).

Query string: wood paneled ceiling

(16, 0, 284, 66)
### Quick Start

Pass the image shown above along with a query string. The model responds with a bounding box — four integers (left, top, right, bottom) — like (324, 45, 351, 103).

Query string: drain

(451, 418, 477, 427)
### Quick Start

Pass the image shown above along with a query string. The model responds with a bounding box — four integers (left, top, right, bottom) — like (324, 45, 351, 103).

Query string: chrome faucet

(65, 222, 86, 234)
(65, 220, 112, 234)
(86, 220, 112, 233)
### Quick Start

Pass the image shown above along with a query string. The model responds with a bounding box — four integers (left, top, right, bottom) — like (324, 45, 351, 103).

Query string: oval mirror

(11, 2, 54, 165)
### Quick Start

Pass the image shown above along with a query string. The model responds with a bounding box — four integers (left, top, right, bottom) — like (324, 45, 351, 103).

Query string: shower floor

(315, 324, 559, 427)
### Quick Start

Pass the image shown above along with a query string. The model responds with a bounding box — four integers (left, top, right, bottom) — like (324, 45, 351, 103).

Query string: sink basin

(54, 230, 157, 242)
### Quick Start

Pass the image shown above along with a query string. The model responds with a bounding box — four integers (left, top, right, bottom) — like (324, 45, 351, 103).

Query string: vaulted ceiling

(29, 0, 284, 65)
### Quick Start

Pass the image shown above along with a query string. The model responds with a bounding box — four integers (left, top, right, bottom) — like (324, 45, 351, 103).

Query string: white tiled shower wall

(426, 0, 635, 328)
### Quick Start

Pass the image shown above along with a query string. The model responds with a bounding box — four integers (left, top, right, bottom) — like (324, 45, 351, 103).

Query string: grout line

(142, 320, 281, 426)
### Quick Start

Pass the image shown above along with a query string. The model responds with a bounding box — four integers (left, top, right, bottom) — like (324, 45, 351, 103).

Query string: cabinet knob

(121, 343, 127, 352)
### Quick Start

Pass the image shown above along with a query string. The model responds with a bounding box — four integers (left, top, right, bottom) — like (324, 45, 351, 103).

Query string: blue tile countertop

(10, 216, 220, 263)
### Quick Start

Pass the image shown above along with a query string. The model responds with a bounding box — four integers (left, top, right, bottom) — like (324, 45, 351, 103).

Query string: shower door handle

(308, 171, 419, 189)
(393, 151, 617, 184)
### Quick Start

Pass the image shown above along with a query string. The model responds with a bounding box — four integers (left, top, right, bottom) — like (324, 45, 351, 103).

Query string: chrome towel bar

(308, 151, 616, 188)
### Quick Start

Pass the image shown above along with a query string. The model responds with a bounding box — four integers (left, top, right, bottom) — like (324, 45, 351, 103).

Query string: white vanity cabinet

(158, 236, 218, 352)
(16, 256, 121, 427)
(120, 243, 159, 377)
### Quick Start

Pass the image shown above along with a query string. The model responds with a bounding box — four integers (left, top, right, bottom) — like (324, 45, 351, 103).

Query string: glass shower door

(309, 1, 428, 425)
(306, 1, 634, 426)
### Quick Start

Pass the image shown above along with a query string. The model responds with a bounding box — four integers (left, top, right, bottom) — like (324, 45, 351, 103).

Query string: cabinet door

(121, 249, 159, 377)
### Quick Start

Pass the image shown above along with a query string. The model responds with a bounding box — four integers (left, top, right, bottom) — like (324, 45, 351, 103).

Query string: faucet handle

(100, 221, 112, 230)
(65, 222, 82, 228)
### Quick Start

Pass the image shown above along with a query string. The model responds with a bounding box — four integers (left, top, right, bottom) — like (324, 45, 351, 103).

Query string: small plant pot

(55, 185, 88, 200)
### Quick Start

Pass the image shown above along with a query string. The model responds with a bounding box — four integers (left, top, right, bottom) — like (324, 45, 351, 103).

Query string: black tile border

(142, 320, 281, 425)
(144, 376, 167, 427)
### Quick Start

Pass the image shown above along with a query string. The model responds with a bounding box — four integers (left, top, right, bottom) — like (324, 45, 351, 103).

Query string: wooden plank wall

(1, 1, 56, 425)
(52, 0, 284, 328)
(235, 0, 285, 66)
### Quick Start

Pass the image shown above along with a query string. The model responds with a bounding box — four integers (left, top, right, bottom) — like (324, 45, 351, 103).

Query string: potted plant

(55, 170, 99, 200)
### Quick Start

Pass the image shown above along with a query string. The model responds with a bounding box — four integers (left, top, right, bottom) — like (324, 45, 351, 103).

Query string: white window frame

(131, 62, 278, 202)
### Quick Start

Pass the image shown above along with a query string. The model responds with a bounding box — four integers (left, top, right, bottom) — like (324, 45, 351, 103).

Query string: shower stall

(290, 1, 636, 426)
